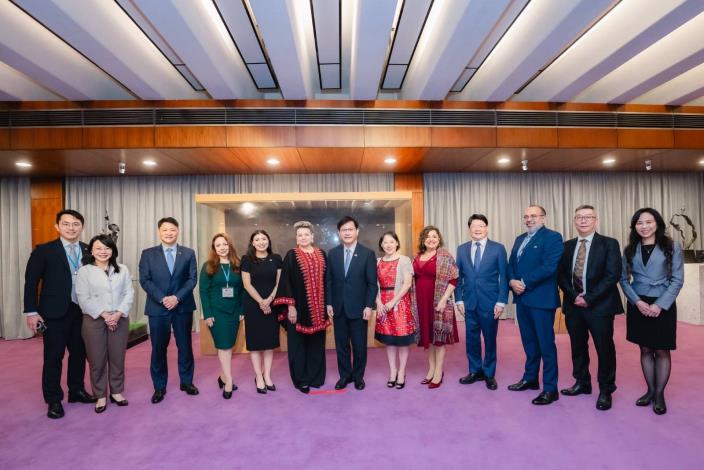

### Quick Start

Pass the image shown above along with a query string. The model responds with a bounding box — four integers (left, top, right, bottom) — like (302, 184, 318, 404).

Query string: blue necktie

(474, 242, 482, 272)
(517, 235, 531, 259)
(166, 248, 175, 275)
(344, 248, 351, 275)
(68, 244, 79, 303)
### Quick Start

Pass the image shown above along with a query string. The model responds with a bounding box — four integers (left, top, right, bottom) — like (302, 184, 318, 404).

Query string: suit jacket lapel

(344, 245, 357, 278)
(584, 233, 601, 276)
(53, 239, 73, 274)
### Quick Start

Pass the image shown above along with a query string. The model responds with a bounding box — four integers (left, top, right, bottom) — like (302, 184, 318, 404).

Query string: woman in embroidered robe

(273, 221, 331, 394)
(413, 225, 459, 389)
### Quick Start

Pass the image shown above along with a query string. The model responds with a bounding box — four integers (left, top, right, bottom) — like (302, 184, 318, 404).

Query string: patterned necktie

(573, 239, 587, 293)
(68, 244, 79, 303)
(474, 242, 482, 272)
(344, 248, 351, 275)
(166, 248, 175, 275)
(517, 234, 531, 259)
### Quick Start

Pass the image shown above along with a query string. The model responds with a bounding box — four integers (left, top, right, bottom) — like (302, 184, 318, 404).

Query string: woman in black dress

(241, 230, 282, 394)
(273, 221, 330, 394)
(620, 208, 684, 415)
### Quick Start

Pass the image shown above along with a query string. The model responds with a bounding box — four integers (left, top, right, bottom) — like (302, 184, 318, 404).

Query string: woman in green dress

(199, 233, 243, 399)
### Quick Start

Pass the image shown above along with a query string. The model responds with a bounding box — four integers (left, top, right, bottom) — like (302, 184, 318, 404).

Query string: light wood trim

(11, 128, 82, 149)
(618, 129, 674, 148)
(616, 104, 673, 113)
(296, 126, 364, 147)
(431, 127, 496, 147)
(83, 127, 155, 148)
(154, 126, 226, 147)
(364, 127, 431, 147)
(195, 191, 412, 203)
(226, 126, 296, 147)
(497, 127, 558, 147)
(558, 128, 618, 148)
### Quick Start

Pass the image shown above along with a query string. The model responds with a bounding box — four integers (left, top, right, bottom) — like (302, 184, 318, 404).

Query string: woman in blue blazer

(620, 208, 684, 415)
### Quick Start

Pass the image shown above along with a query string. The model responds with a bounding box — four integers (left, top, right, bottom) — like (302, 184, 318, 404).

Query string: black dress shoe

(68, 389, 97, 404)
(560, 383, 592, 396)
(508, 380, 540, 391)
(532, 391, 559, 405)
(151, 389, 166, 404)
(47, 402, 64, 419)
(223, 389, 233, 400)
(635, 391, 654, 407)
(109, 395, 129, 406)
(653, 394, 667, 415)
(354, 379, 365, 390)
(459, 371, 485, 385)
(299, 385, 310, 394)
(255, 378, 267, 394)
(180, 383, 200, 395)
(596, 392, 612, 411)
(335, 378, 350, 390)
(485, 377, 498, 390)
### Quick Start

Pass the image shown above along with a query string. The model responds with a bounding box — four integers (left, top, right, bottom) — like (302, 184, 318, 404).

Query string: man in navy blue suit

(456, 214, 508, 391)
(139, 217, 198, 404)
(326, 215, 378, 391)
(507, 205, 564, 405)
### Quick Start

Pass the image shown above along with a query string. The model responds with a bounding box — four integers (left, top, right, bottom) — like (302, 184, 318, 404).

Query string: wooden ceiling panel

(469, 148, 552, 172)
(228, 147, 304, 173)
(298, 148, 363, 172)
(360, 148, 427, 173)
(158, 148, 251, 174)
(421, 148, 493, 172)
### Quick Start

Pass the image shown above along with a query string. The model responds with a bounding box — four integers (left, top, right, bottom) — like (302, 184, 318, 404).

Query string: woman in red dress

(375, 231, 418, 390)
(413, 225, 459, 389)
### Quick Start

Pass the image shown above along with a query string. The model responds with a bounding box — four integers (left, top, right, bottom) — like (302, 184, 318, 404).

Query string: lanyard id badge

(221, 264, 234, 298)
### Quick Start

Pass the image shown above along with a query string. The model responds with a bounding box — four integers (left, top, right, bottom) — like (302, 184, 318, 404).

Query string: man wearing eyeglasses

(557, 205, 622, 411)
(507, 205, 563, 405)
(24, 209, 96, 419)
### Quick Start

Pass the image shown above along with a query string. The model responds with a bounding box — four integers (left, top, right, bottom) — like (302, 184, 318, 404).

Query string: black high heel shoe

(218, 376, 238, 391)
(255, 377, 267, 394)
(223, 387, 233, 400)
(265, 383, 276, 392)
(94, 399, 107, 414)
(395, 373, 406, 389)
(635, 391, 654, 407)
(387, 373, 397, 388)
(109, 395, 129, 406)
(653, 394, 667, 415)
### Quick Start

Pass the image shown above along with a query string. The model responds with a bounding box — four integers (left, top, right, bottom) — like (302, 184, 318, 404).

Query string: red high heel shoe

(428, 373, 444, 389)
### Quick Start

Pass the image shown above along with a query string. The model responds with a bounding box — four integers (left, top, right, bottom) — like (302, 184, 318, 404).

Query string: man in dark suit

(456, 214, 508, 391)
(326, 215, 378, 391)
(139, 217, 198, 404)
(507, 205, 564, 405)
(557, 205, 622, 411)
(24, 209, 96, 419)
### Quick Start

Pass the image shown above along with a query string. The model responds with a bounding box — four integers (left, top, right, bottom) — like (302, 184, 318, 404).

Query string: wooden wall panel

(30, 178, 63, 248)
(497, 127, 558, 147)
(296, 126, 364, 147)
(674, 130, 704, 148)
(558, 128, 618, 148)
(0, 129, 8, 149)
(11, 128, 82, 149)
(154, 126, 226, 147)
(394, 173, 424, 238)
(226, 126, 295, 147)
(83, 127, 154, 148)
(365, 127, 430, 147)
(431, 127, 496, 147)
(618, 129, 674, 148)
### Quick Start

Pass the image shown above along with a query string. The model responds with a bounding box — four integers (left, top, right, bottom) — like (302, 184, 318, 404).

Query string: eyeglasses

(59, 222, 82, 228)
(574, 216, 596, 221)
(522, 214, 544, 220)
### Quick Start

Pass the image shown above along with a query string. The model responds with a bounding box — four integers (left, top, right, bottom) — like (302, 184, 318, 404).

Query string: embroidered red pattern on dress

(294, 248, 329, 334)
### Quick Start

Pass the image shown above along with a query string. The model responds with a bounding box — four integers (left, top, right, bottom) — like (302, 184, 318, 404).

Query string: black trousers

(148, 311, 195, 390)
(42, 303, 87, 403)
(565, 310, 617, 393)
(286, 324, 326, 388)
(333, 309, 368, 381)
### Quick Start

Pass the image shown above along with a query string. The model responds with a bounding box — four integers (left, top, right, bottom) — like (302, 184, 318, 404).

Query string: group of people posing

(24, 204, 684, 420)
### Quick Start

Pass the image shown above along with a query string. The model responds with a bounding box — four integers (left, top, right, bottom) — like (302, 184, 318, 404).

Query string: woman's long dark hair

(624, 208, 673, 277)
(82, 234, 120, 273)
(246, 229, 273, 263)
(206, 233, 240, 275)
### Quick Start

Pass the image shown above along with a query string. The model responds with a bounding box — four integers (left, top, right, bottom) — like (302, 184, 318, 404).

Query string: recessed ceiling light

(602, 157, 616, 166)
(497, 157, 511, 165)
(384, 157, 397, 165)
(15, 161, 32, 168)
(698, 158, 704, 166)
(143, 159, 157, 167)
(266, 158, 280, 166)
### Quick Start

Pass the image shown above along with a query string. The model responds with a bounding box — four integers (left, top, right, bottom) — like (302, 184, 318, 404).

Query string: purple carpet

(1, 317, 702, 470)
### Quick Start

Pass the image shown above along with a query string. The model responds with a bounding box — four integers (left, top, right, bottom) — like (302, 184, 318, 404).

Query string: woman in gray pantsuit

(76, 234, 134, 413)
